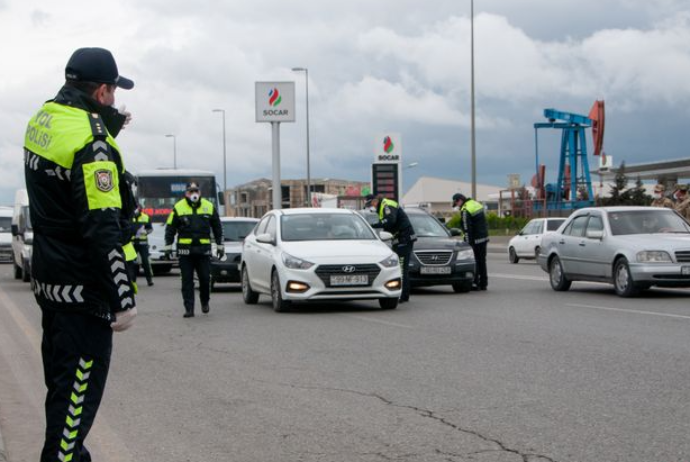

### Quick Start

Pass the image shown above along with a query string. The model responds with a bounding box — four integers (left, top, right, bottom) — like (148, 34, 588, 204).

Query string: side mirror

(379, 231, 393, 241)
(586, 229, 604, 240)
(217, 191, 226, 206)
(256, 233, 275, 245)
(449, 228, 462, 237)
(11, 224, 18, 236)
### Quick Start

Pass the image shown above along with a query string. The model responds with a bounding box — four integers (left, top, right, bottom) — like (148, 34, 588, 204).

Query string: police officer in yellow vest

(165, 182, 223, 317)
(24, 47, 137, 462)
(453, 193, 489, 290)
(365, 194, 417, 303)
(131, 205, 154, 286)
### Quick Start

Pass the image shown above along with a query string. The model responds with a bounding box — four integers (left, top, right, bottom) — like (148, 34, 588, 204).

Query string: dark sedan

(211, 217, 259, 290)
(359, 208, 476, 293)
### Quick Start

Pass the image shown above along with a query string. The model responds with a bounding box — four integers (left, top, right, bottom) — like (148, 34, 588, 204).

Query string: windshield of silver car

(281, 214, 377, 241)
(608, 210, 690, 235)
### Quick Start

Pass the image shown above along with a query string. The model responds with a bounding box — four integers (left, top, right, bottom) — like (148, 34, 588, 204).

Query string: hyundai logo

(431, 255, 439, 261)
(342, 265, 356, 273)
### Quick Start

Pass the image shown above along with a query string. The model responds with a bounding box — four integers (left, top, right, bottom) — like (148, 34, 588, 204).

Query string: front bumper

(211, 255, 242, 283)
(278, 264, 402, 301)
(0, 244, 11, 262)
(409, 260, 476, 287)
(630, 263, 690, 287)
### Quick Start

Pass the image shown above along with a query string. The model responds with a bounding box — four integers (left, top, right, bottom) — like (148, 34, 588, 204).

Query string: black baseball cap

(65, 47, 134, 90)
(364, 194, 376, 207)
(452, 193, 466, 203)
(186, 182, 200, 192)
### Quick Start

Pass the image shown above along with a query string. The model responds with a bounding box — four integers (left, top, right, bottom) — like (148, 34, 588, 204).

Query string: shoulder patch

(384, 207, 392, 216)
(95, 169, 114, 192)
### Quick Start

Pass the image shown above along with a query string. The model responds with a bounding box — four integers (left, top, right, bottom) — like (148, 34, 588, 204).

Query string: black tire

(22, 259, 30, 283)
(13, 261, 21, 280)
(379, 297, 399, 310)
(452, 281, 473, 293)
(508, 247, 520, 264)
(241, 265, 259, 304)
(613, 258, 639, 298)
(271, 270, 290, 313)
(549, 256, 571, 291)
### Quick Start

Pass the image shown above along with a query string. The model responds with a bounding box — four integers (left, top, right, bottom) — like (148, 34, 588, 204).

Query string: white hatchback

(241, 208, 402, 312)
(508, 217, 566, 263)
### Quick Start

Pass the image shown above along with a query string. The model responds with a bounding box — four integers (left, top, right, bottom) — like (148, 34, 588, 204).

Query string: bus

(135, 169, 222, 274)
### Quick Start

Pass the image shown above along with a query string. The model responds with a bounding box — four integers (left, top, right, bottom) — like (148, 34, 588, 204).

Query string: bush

(447, 211, 529, 232)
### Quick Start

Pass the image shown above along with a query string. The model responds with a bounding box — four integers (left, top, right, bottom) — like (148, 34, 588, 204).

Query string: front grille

(314, 264, 381, 287)
(415, 251, 453, 266)
(675, 251, 690, 263)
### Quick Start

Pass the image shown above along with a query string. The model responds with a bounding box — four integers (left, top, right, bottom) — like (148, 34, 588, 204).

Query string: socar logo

(383, 136, 394, 154)
(268, 88, 282, 107)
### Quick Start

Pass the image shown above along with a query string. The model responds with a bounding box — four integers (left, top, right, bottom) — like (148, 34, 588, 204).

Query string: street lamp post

(470, 0, 477, 199)
(292, 67, 312, 207)
(165, 134, 177, 169)
(212, 109, 227, 194)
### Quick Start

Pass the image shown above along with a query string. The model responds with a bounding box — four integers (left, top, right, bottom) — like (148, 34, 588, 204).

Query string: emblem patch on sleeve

(95, 170, 114, 192)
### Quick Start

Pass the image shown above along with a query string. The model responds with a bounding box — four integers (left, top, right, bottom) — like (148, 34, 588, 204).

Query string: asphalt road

(1, 254, 690, 462)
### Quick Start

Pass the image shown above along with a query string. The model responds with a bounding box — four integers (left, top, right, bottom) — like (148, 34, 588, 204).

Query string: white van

(11, 189, 32, 282)
(0, 206, 13, 262)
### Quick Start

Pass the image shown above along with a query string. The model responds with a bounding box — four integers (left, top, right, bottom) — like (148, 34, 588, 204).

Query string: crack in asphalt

(280, 383, 558, 462)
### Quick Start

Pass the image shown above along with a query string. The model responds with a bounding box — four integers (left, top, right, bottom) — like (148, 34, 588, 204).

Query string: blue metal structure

(534, 108, 595, 210)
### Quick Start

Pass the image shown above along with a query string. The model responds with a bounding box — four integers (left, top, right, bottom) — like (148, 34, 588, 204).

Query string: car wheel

(241, 265, 259, 304)
(379, 297, 399, 310)
(271, 270, 291, 313)
(452, 281, 472, 293)
(22, 259, 31, 283)
(13, 261, 21, 280)
(508, 247, 520, 264)
(613, 258, 639, 298)
(549, 256, 571, 291)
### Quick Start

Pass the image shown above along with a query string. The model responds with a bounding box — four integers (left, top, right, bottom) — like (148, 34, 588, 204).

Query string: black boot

(201, 303, 210, 314)
(183, 307, 194, 318)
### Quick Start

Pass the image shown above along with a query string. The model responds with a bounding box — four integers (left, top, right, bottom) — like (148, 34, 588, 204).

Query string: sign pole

(272, 122, 281, 210)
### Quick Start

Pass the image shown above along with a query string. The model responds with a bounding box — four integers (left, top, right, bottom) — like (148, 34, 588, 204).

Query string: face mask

(654, 193, 662, 199)
(189, 193, 200, 203)
(368, 206, 376, 213)
(452, 206, 460, 212)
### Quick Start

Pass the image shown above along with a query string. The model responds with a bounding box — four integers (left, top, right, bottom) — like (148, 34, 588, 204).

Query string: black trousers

(133, 242, 153, 284)
(40, 309, 112, 462)
(471, 241, 488, 289)
(179, 254, 211, 313)
(394, 241, 413, 301)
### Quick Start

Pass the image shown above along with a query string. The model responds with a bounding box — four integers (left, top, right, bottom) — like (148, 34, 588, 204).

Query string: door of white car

(516, 220, 542, 256)
(253, 215, 278, 291)
(243, 216, 269, 290)
(577, 214, 607, 278)
(558, 215, 589, 274)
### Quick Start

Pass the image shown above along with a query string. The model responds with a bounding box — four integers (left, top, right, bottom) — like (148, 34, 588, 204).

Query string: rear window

(547, 219, 565, 231)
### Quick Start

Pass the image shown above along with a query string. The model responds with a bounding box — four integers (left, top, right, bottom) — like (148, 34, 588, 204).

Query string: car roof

(574, 206, 665, 214)
(220, 217, 259, 222)
(278, 208, 355, 216)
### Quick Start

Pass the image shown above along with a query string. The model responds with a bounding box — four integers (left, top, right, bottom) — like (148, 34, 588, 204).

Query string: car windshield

(608, 210, 690, 235)
(281, 213, 376, 241)
(0, 217, 11, 232)
(222, 221, 257, 242)
(408, 213, 449, 238)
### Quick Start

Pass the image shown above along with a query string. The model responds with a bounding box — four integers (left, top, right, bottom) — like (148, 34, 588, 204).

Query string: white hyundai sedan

(241, 208, 402, 312)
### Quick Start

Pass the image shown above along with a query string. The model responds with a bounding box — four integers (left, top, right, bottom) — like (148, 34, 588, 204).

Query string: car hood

(414, 236, 469, 251)
(280, 240, 394, 263)
(612, 234, 690, 251)
(0, 233, 11, 245)
(223, 241, 243, 253)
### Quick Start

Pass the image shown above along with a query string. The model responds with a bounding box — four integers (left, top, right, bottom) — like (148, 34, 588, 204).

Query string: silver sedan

(538, 206, 690, 297)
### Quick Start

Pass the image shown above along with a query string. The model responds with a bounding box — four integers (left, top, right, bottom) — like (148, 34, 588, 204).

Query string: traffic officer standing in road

(650, 184, 674, 209)
(365, 194, 417, 303)
(165, 182, 223, 317)
(452, 193, 489, 291)
(24, 47, 137, 462)
(131, 205, 154, 286)
(674, 184, 690, 221)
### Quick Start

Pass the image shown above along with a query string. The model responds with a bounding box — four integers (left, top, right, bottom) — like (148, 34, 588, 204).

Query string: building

(401, 176, 502, 215)
(227, 178, 371, 217)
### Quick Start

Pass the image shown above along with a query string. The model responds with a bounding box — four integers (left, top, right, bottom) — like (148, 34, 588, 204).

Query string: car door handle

(558, 239, 565, 245)
(579, 241, 586, 247)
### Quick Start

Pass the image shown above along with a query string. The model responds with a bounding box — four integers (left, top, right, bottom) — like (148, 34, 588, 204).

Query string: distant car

(242, 208, 402, 312)
(210, 217, 259, 290)
(0, 206, 13, 263)
(538, 207, 690, 297)
(358, 208, 476, 293)
(508, 217, 566, 263)
(11, 189, 32, 282)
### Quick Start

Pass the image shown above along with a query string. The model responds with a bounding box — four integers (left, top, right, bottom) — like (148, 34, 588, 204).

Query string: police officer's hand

(162, 245, 173, 259)
(216, 246, 225, 259)
(111, 307, 137, 332)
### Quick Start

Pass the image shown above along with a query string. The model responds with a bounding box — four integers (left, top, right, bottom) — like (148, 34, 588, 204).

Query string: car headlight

(379, 254, 399, 268)
(281, 252, 314, 270)
(636, 251, 672, 263)
(456, 249, 475, 261)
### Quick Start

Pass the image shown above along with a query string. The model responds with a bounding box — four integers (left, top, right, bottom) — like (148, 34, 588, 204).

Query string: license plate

(682, 266, 690, 276)
(420, 266, 451, 275)
(330, 275, 369, 286)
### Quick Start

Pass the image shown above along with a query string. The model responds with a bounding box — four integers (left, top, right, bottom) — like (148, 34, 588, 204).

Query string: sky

(1, 0, 690, 205)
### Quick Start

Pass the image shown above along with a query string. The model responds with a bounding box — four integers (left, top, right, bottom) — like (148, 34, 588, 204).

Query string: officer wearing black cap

(24, 47, 137, 462)
(165, 182, 224, 317)
(452, 193, 489, 290)
(365, 194, 417, 303)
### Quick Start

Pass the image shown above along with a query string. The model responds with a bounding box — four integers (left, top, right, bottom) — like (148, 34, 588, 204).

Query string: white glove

(118, 105, 133, 128)
(111, 307, 137, 332)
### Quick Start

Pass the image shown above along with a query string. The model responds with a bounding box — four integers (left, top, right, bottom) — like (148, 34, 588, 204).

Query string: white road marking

(567, 303, 690, 321)
(340, 314, 415, 329)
